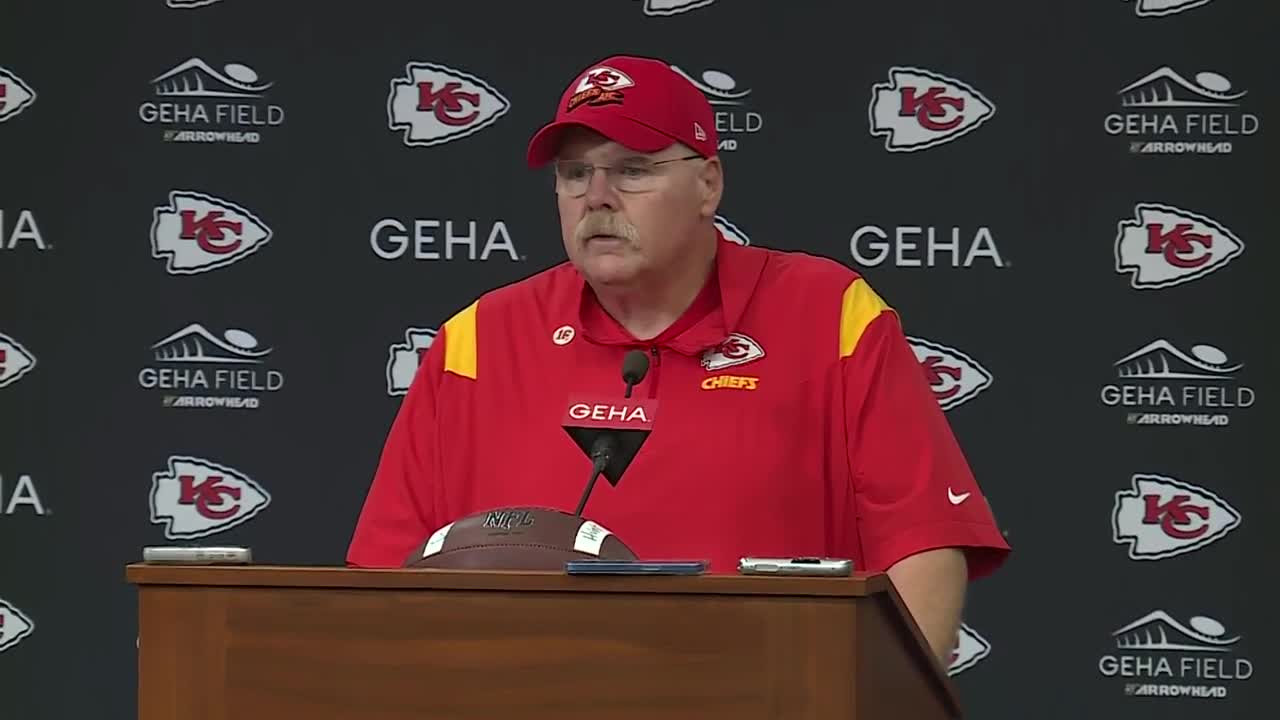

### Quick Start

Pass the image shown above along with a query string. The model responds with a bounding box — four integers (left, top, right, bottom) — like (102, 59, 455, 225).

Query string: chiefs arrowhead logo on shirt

(701, 333, 764, 371)
(869, 66, 996, 152)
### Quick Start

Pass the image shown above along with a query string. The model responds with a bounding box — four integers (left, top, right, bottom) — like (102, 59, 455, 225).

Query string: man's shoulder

(438, 261, 578, 323)
(748, 244, 871, 296)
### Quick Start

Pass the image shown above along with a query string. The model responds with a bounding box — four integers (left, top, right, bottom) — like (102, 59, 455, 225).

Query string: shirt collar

(575, 230, 766, 356)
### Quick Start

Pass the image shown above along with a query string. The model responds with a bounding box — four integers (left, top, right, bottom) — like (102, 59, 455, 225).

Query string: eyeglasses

(552, 154, 702, 197)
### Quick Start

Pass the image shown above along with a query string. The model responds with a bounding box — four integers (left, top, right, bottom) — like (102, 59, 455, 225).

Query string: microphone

(565, 351, 656, 516)
(621, 349, 649, 399)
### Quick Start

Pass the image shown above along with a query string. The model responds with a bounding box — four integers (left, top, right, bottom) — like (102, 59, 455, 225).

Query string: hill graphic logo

(671, 65, 761, 151)
(1100, 339, 1253, 426)
(637, 0, 716, 16)
(139, 58, 284, 143)
(1126, 0, 1215, 17)
(1099, 610, 1251, 699)
(1106, 66, 1258, 155)
(138, 323, 284, 409)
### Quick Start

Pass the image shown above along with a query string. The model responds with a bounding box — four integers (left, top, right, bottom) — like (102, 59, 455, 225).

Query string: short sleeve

(345, 326, 446, 568)
(840, 287, 1010, 580)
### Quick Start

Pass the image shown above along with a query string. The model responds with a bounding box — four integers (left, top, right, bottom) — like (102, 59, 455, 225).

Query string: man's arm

(837, 277, 1010, 663)
(346, 326, 448, 567)
(887, 548, 967, 662)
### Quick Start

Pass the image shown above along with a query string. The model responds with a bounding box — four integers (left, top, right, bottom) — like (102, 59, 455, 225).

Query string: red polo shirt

(347, 234, 1011, 577)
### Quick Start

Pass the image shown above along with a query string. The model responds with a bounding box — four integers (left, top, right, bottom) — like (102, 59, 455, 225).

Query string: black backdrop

(1, 0, 1274, 717)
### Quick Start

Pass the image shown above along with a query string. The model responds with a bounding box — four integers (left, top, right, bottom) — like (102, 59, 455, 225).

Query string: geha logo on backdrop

(869, 67, 995, 152)
(850, 225, 1006, 269)
(0, 208, 47, 251)
(1112, 472, 1241, 561)
(0, 598, 36, 654)
(139, 58, 284, 144)
(388, 61, 510, 148)
(1100, 338, 1254, 427)
(138, 323, 284, 409)
(1106, 66, 1258, 155)
(1099, 610, 1251, 700)
(906, 337, 993, 412)
(0, 472, 48, 517)
(151, 190, 273, 274)
(150, 455, 271, 540)
(670, 65, 762, 152)
(0, 66, 36, 123)
(1115, 203, 1244, 290)
(0, 332, 37, 389)
(370, 217, 520, 262)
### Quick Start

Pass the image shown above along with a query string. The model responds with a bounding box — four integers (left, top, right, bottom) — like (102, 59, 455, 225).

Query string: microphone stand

(574, 433, 616, 516)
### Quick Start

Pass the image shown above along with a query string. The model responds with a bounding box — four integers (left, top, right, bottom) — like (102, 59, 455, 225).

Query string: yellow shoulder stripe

(838, 278, 893, 359)
(442, 300, 478, 379)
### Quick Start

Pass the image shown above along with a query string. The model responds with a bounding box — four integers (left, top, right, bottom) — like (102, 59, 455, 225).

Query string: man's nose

(584, 167, 618, 210)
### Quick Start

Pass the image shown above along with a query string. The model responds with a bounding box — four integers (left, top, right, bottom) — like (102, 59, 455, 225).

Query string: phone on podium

(737, 557, 853, 577)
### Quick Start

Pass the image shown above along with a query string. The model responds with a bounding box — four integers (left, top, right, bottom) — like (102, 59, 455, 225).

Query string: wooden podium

(126, 564, 962, 719)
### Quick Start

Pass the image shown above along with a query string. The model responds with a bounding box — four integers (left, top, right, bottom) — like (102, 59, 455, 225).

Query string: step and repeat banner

(1, 0, 1270, 718)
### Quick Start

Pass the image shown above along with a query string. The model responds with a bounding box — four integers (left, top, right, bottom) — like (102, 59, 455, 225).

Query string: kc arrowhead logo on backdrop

(0, 66, 37, 123)
(0, 332, 37, 389)
(1126, 0, 1215, 17)
(0, 598, 35, 654)
(387, 327, 436, 396)
(636, 0, 717, 16)
(948, 623, 992, 676)
(166, 0, 224, 7)
(388, 62, 510, 147)
(1112, 473, 1241, 561)
(713, 215, 751, 246)
(1114, 203, 1243, 289)
(869, 67, 996, 152)
(907, 337, 993, 411)
(151, 190, 272, 274)
(150, 455, 271, 539)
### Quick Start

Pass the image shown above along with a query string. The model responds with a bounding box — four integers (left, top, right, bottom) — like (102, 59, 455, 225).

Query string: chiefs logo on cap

(567, 66, 635, 112)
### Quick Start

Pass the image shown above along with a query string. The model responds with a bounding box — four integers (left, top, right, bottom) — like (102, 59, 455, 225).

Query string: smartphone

(142, 546, 252, 565)
(565, 559, 707, 575)
(737, 557, 852, 577)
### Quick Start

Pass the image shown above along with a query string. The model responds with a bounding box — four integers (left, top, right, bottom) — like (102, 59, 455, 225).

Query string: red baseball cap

(526, 55, 718, 168)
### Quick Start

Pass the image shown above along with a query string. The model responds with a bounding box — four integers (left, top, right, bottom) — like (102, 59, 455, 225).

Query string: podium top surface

(125, 563, 890, 597)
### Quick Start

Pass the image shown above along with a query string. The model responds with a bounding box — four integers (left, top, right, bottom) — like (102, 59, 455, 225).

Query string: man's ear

(697, 156, 724, 218)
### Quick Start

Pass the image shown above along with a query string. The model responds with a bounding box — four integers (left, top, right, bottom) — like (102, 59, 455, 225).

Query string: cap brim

(526, 111, 676, 168)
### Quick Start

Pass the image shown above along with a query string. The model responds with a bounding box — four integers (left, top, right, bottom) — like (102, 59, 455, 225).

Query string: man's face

(553, 129, 716, 289)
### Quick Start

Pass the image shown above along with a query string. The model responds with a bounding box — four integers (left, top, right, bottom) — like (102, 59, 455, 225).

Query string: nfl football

(403, 507, 638, 570)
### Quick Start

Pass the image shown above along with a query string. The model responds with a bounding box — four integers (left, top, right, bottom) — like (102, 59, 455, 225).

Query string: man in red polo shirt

(347, 54, 1010, 661)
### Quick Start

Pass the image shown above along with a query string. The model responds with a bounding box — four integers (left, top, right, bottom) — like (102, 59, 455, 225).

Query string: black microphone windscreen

(621, 350, 649, 385)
